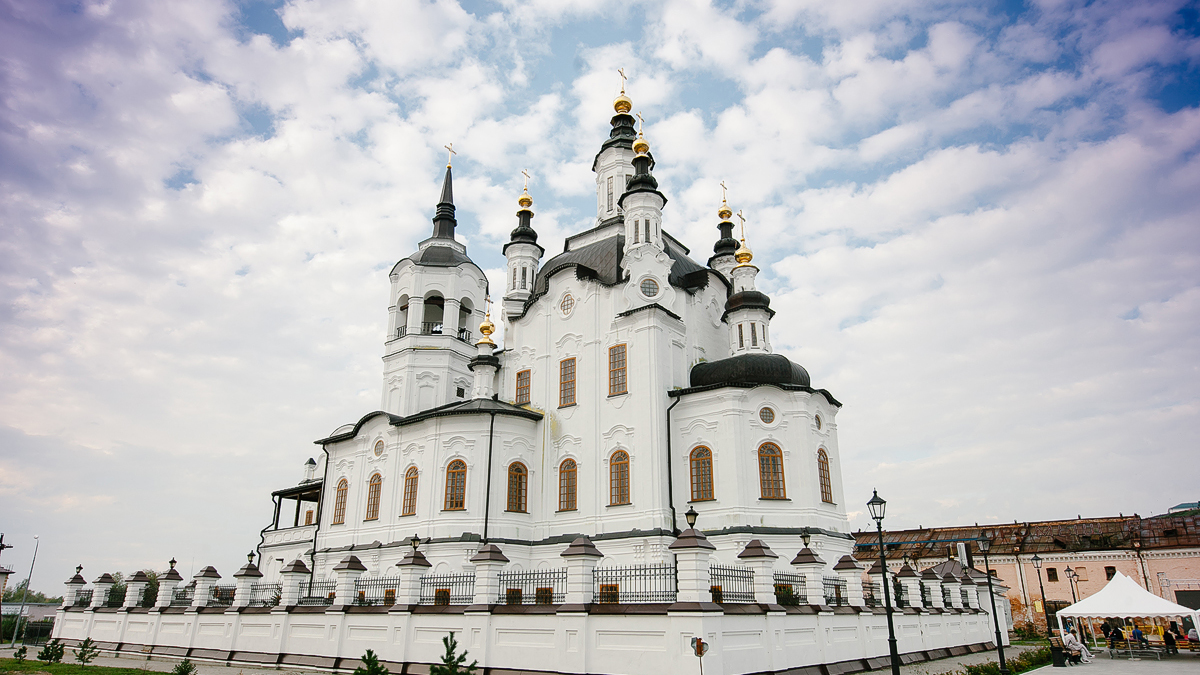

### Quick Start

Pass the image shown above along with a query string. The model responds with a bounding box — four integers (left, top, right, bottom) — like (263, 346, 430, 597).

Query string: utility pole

(0, 534, 13, 641)
(10, 535, 39, 648)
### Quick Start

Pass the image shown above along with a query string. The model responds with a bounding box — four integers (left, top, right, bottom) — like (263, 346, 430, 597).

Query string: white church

(54, 87, 1006, 675)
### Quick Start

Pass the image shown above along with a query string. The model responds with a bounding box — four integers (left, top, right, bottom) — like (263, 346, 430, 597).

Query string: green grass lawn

(0, 658, 155, 675)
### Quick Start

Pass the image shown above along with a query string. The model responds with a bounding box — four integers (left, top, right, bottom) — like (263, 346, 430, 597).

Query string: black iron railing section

(456, 328, 472, 342)
(20, 619, 55, 646)
(864, 580, 880, 607)
(593, 565, 677, 604)
(498, 569, 567, 605)
(105, 585, 127, 607)
(395, 326, 407, 339)
(248, 582, 282, 607)
(171, 586, 195, 607)
(921, 582, 933, 606)
(823, 577, 847, 606)
(942, 586, 954, 607)
(419, 573, 475, 605)
(893, 579, 907, 608)
(709, 564, 755, 603)
(74, 589, 94, 607)
(209, 585, 236, 607)
(140, 585, 157, 607)
(355, 577, 402, 606)
(773, 572, 806, 605)
(299, 580, 337, 606)
(422, 322, 443, 335)
(961, 588, 971, 607)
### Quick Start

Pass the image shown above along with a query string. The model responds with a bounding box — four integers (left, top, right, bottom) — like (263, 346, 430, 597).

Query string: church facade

(54, 89, 1004, 675)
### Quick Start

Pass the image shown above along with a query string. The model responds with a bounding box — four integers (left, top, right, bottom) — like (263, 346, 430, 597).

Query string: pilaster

(836, 555, 866, 607)
(90, 574, 114, 609)
(922, 569, 945, 609)
(394, 549, 432, 607)
(62, 572, 86, 608)
(669, 529, 718, 609)
(897, 564, 922, 610)
(331, 555, 367, 610)
(738, 540, 782, 608)
(790, 548, 827, 607)
(942, 572, 963, 609)
(123, 571, 150, 609)
(469, 544, 509, 609)
(278, 559, 310, 608)
(155, 568, 183, 609)
(191, 566, 221, 609)
(232, 560, 264, 609)
(559, 537, 603, 611)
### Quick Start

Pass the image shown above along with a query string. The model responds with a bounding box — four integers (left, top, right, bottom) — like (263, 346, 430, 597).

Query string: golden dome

(734, 239, 754, 264)
(614, 92, 633, 114)
(633, 133, 650, 155)
(518, 188, 532, 209)
(477, 303, 496, 346)
(718, 204, 733, 220)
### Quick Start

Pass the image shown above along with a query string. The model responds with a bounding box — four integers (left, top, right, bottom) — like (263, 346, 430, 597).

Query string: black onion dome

(723, 290, 775, 320)
(711, 219, 738, 261)
(690, 353, 811, 388)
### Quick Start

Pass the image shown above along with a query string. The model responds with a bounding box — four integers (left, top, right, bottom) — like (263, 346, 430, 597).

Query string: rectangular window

(535, 587, 554, 605)
(633, 220, 640, 243)
(599, 584, 620, 604)
(1105, 566, 1116, 580)
(304, 510, 314, 525)
(520, 267, 527, 289)
(515, 369, 531, 404)
(513, 267, 518, 290)
(750, 323, 758, 346)
(608, 344, 628, 395)
(607, 176, 613, 212)
(1047, 567, 1059, 582)
(738, 324, 744, 348)
(506, 589, 522, 605)
(559, 358, 576, 407)
(1075, 566, 1088, 581)
(644, 220, 650, 243)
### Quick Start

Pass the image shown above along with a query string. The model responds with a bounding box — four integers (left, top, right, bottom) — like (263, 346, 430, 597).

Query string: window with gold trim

(401, 466, 418, 516)
(445, 460, 467, 510)
(365, 474, 382, 520)
(559, 357, 576, 407)
(758, 443, 786, 500)
(817, 449, 833, 503)
(331, 478, 348, 524)
(608, 344, 627, 395)
(507, 462, 528, 513)
(609, 450, 630, 505)
(559, 459, 577, 511)
(515, 369, 531, 404)
(690, 447, 714, 501)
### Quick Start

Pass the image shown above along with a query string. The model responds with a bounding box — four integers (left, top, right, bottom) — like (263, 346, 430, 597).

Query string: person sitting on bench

(1065, 630, 1092, 663)
(1131, 627, 1149, 648)
(1109, 626, 1124, 649)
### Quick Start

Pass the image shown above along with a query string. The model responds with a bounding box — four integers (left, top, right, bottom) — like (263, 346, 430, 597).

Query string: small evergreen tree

(429, 632, 477, 675)
(75, 636, 100, 665)
(352, 649, 390, 675)
(14, 645, 28, 663)
(171, 658, 198, 675)
(37, 638, 65, 663)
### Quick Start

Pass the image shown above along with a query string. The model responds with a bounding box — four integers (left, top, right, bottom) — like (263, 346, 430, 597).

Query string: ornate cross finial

(444, 143, 456, 167)
(618, 67, 627, 94)
(720, 180, 728, 204)
(485, 295, 492, 318)
(521, 169, 531, 191)
(737, 210, 746, 239)
(636, 111, 644, 134)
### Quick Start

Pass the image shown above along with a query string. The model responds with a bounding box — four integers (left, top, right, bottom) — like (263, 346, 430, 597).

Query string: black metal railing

(893, 579, 907, 608)
(105, 585, 127, 608)
(298, 580, 337, 606)
(171, 586, 195, 607)
(19, 620, 55, 646)
(355, 577, 402, 606)
(864, 580, 880, 607)
(74, 589, 94, 607)
(209, 585, 236, 607)
(248, 582, 282, 607)
(140, 585, 157, 607)
(961, 588, 971, 607)
(921, 582, 933, 606)
(395, 326, 407, 339)
(709, 565, 755, 603)
(592, 565, 677, 604)
(942, 586, 954, 607)
(498, 569, 567, 605)
(419, 573, 475, 605)
(823, 577, 847, 606)
(773, 572, 806, 605)
(421, 322, 443, 335)
(456, 328, 472, 342)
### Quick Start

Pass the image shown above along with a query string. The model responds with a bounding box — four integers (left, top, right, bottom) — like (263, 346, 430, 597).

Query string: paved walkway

(0, 646, 290, 675)
(898, 644, 1038, 675)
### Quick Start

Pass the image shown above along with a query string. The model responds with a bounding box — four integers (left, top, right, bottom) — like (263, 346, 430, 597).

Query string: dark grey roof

(315, 401, 543, 445)
(396, 242, 480, 270)
(690, 353, 811, 388)
(724, 290, 775, 320)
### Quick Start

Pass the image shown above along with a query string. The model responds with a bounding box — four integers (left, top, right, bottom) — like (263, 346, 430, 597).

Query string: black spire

(432, 165, 456, 239)
(618, 152, 667, 208)
(503, 197, 544, 256)
(713, 217, 738, 259)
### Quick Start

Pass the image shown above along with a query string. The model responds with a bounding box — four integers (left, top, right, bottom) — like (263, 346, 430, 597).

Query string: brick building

(854, 509, 1200, 631)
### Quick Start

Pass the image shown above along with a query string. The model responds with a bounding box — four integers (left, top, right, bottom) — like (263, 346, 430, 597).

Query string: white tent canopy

(1057, 571, 1200, 628)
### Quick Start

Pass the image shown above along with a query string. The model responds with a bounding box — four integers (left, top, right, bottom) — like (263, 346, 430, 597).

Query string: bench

(1050, 637, 1080, 666)
(1105, 641, 1163, 660)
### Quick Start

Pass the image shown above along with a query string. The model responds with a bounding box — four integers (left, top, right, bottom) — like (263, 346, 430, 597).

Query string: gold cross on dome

(636, 111, 644, 134)
(444, 143, 457, 167)
(720, 181, 728, 204)
(521, 169, 531, 191)
(737, 210, 746, 239)
(485, 295, 492, 317)
(618, 67, 627, 94)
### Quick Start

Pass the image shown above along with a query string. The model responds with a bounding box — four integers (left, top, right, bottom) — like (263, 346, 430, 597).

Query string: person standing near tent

(1163, 630, 1177, 655)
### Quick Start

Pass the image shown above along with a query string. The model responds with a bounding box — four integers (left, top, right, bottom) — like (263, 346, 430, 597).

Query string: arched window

(444, 460, 467, 510)
(558, 459, 577, 511)
(507, 462, 528, 512)
(689, 447, 714, 501)
(758, 443, 786, 500)
(610, 450, 630, 505)
(331, 478, 348, 524)
(365, 474, 382, 520)
(401, 467, 418, 516)
(422, 294, 444, 335)
(817, 449, 833, 503)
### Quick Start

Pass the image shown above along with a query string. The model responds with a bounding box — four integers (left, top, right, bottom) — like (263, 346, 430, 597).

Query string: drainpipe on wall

(482, 411, 497, 542)
(312, 444, 330, 582)
(665, 395, 681, 536)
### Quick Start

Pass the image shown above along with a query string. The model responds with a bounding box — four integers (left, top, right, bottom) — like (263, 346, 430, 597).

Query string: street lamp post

(1064, 567, 1078, 604)
(1031, 554, 1052, 637)
(978, 534, 1010, 675)
(867, 490, 901, 675)
(10, 535, 39, 648)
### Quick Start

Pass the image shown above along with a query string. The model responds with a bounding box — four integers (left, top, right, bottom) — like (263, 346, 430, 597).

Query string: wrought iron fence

(421, 322, 443, 335)
(354, 577, 402, 606)
(105, 585, 127, 607)
(171, 585, 195, 606)
(419, 573, 475, 605)
(592, 565, 677, 604)
(773, 572, 806, 605)
(942, 585, 954, 607)
(921, 582, 933, 606)
(298, 580, 337, 606)
(19, 620, 55, 646)
(456, 328, 472, 342)
(140, 585, 157, 607)
(709, 564, 755, 603)
(823, 577, 847, 606)
(248, 582, 282, 607)
(395, 326, 407, 339)
(893, 579, 907, 608)
(864, 580, 880, 607)
(74, 589, 94, 607)
(209, 584, 236, 607)
(497, 569, 566, 605)
(961, 588, 971, 607)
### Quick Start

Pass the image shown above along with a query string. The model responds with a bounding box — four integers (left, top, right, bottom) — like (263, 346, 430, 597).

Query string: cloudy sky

(2, 0, 1198, 589)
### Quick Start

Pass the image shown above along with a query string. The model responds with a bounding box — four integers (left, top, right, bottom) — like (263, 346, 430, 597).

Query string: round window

(815, 414, 822, 430)
(640, 278, 659, 298)
(560, 294, 575, 315)
(759, 407, 775, 424)
(373, 440, 385, 457)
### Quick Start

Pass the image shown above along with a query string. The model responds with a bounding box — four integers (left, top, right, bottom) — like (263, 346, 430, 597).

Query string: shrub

(75, 636, 100, 665)
(172, 658, 198, 675)
(961, 646, 1052, 675)
(353, 649, 390, 675)
(37, 638, 65, 663)
(14, 645, 28, 663)
(429, 632, 477, 675)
